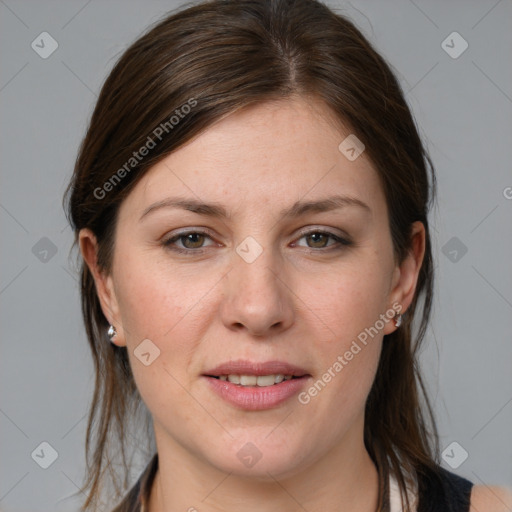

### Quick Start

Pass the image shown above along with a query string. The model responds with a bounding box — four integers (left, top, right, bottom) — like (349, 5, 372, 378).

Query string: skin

(80, 96, 510, 511)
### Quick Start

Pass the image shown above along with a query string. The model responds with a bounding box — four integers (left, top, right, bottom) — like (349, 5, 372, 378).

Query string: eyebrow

(139, 194, 371, 222)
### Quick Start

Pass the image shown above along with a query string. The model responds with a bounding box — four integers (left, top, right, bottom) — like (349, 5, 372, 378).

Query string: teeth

(220, 374, 295, 386)
(253, 375, 274, 386)
(240, 375, 258, 386)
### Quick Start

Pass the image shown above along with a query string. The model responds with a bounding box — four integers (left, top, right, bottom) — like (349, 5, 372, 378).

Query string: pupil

(309, 233, 326, 247)
(185, 233, 203, 248)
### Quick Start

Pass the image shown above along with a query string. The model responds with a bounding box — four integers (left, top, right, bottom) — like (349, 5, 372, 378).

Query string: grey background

(1, 0, 511, 510)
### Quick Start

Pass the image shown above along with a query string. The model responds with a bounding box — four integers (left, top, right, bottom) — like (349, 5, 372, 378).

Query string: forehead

(120, 96, 386, 220)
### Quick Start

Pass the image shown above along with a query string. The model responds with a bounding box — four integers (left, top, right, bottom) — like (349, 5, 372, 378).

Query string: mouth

(205, 374, 306, 387)
(201, 360, 311, 409)
(202, 359, 310, 384)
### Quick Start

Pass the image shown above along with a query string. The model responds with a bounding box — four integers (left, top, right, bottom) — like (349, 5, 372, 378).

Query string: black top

(111, 453, 474, 512)
(416, 465, 473, 512)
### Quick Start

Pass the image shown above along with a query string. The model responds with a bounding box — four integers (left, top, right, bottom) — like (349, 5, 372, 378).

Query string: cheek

(114, 263, 206, 422)
(114, 247, 213, 341)
(297, 254, 391, 410)
(306, 258, 392, 343)
(112, 252, 225, 396)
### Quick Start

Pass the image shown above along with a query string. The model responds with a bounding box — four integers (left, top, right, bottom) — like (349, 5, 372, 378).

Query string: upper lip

(203, 359, 310, 377)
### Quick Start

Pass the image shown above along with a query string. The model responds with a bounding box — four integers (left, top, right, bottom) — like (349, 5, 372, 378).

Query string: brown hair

(63, 0, 439, 510)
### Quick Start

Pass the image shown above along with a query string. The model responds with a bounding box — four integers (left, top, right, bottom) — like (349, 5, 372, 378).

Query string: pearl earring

(107, 324, 117, 342)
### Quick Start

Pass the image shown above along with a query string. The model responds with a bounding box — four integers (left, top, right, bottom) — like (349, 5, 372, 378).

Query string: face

(81, 96, 423, 480)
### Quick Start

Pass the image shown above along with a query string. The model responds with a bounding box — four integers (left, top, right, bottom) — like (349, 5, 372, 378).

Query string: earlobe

(78, 228, 125, 346)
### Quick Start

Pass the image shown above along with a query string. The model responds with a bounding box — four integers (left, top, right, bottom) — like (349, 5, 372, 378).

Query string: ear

(383, 221, 426, 335)
(78, 228, 126, 346)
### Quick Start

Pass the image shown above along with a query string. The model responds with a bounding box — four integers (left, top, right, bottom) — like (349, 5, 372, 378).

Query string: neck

(148, 418, 379, 512)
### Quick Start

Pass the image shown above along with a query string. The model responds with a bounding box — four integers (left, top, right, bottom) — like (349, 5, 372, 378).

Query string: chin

(205, 437, 310, 480)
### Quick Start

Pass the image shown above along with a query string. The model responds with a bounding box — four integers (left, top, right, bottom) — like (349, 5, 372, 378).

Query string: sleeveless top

(111, 452, 474, 512)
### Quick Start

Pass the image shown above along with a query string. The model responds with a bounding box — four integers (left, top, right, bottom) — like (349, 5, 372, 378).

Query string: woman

(63, 0, 512, 510)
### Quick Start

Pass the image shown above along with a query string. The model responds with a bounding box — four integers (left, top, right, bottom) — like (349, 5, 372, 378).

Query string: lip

(202, 359, 311, 410)
(203, 359, 309, 377)
(202, 374, 311, 410)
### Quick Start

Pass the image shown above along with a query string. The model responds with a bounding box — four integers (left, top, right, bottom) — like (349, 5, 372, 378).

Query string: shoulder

(469, 484, 512, 512)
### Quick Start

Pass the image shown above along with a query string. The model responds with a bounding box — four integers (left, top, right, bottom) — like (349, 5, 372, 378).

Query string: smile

(210, 374, 299, 386)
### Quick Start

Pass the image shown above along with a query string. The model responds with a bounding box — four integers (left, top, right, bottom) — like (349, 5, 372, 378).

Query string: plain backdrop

(1, 0, 511, 510)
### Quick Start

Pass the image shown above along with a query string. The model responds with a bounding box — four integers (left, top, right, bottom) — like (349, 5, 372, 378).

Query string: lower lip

(202, 375, 311, 410)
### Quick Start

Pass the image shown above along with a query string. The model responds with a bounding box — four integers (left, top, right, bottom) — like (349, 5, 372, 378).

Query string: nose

(219, 245, 295, 337)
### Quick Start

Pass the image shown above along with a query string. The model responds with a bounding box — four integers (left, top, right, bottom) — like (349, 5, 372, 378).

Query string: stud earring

(394, 314, 403, 328)
(107, 324, 117, 342)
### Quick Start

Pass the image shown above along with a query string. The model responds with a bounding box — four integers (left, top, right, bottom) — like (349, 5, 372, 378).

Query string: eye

(162, 230, 215, 253)
(293, 229, 352, 250)
(161, 228, 352, 255)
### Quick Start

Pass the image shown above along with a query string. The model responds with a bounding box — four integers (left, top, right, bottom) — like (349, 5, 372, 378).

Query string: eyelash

(161, 229, 352, 255)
